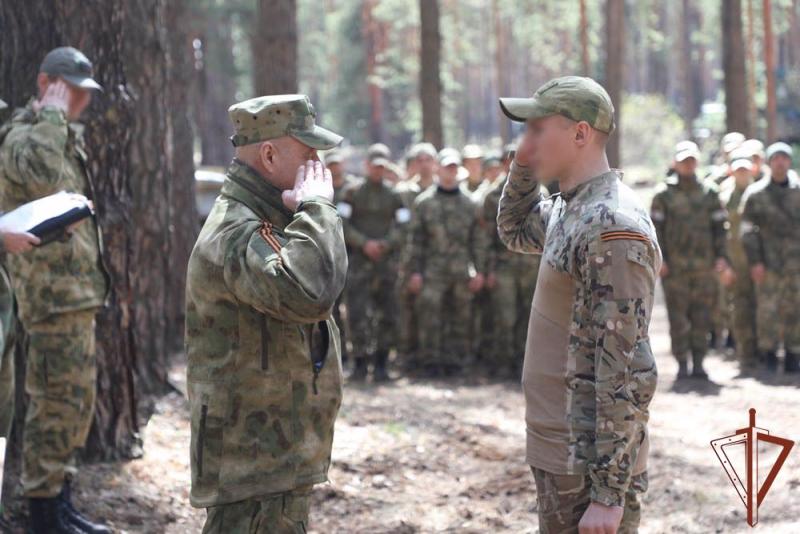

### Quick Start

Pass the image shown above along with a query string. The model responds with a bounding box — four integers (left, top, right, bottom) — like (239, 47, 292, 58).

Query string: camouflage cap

(462, 144, 484, 160)
(367, 143, 391, 161)
(499, 76, 615, 134)
(412, 142, 437, 159)
(730, 158, 753, 172)
(228, 94, 343, 149)
(741, 139, 765, 159)
(0, 98, 6, 110)
(40, 47, 102, 91)
(438, 147, 462, 167)
(766, 142, 793, 162)
(721, 132, 745, 155)
(674, 140, 701, 162)
(324, 149, 344, 165)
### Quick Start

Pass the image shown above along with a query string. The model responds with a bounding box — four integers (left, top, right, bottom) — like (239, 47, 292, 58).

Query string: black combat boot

(785, 352, 800, 373)
(62, 480, 112, 534)
(28, 496, 83, 534)
(373, 350, 390, 382)
(691, 352, 708, 379)
(350, 357, 368, 382)
(764, 351, 778, 372)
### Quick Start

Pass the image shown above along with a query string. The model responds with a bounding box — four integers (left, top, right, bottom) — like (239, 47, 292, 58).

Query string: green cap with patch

(499, 76, 615, 134)
(228, 94, 343, 150)
(40, 47, 102, 91)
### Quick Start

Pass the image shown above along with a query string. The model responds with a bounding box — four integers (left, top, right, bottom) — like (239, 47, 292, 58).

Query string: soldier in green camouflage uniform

(650, 141, 730, 379)
(740, 142, 800, 373)
(0, 48, 112, 534)
(407, 150, 487, 376)
(185, 95, 347, 534)
(481, 171, 541, 377)
(394, 143, 438, 371)
(498, 76, 660, 533)
(719, 156, 758, 369)
(339, 157, 406, 382)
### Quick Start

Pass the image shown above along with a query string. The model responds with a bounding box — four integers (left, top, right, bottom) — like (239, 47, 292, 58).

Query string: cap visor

(499, 97, 549, 122)
(674, 151, 699, 162)
(439, 156, 461, 167)
(63, 75, 103, 91)
(291, 125, 343, 151)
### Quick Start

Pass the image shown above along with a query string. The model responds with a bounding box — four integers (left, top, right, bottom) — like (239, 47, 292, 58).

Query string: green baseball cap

(40, 47, 102, 91)
(228, 94, 343, 149)
(499, 76, 615, 134)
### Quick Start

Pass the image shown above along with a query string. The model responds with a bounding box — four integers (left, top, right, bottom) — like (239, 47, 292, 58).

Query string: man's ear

(259, 141, 277, 173)
(574, 121, 591, 147)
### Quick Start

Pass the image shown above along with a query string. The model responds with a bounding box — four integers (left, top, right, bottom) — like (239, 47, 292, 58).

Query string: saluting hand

(33, 79, 70, 114)
(282, 160, 334, 212)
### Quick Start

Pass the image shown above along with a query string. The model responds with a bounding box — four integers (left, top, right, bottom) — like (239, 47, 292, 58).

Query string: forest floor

(3, 287, 800, 533)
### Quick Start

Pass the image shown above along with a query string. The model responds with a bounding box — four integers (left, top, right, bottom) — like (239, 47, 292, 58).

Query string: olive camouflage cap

(499, 75, 615, 134)
(40, 47, 102, 91)
(228, 94, 343, 149)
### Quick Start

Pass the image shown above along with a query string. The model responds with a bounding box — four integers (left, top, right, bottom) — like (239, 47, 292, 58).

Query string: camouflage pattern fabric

(0, 263, 14, 438)
(339, 178, 405, 361)
(532, 467, 647, 534)
(185, 159, 347, 510)
(0, 101, 109, 325)
(498, 161, 661, 508)
(202, 485, 312, 534)
(740, 174, 800, 353)
(649, 174, 727, 360)
(22, 308, 99, 497)
(410, 186, 488, 367)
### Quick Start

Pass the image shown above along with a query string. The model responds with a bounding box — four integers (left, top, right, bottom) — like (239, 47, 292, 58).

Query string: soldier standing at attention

(185, 95, 348, 533)
(0, 47, 111, 534)
(498, 76, 661, 533)
(340, 156, 406, 382)
(740, 142, 800, 373)
(408, 149, 487, 376)
(719, 156, 758, 370)
(650, 141, 731, 380)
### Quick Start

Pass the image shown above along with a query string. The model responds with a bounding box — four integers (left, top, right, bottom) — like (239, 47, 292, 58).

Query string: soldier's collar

(223, 159, 293, 228)
(560, 170, 620, 203)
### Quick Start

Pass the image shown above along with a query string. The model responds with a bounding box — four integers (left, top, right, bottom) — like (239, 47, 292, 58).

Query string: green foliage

(621, 93, 685, 173)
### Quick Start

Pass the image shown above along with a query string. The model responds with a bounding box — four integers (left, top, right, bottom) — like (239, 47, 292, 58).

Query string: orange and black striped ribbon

(600, 230, 650, 244)
(259, 221, 283, 262)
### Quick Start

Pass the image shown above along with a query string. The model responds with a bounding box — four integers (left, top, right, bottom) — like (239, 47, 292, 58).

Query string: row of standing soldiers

(652, 132, 800, 378)
(329, 142, 544, 381)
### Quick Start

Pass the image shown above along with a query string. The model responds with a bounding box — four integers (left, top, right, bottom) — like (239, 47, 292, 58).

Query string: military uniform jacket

(649, 174, 727, 274)
(0, 101, 109, 325)
(339, 177, 406, 265)
(185, 159, 348, 507)
(498, 162, 661, 507)
(410, 185, 488, 279)
(740, 174, 800, 272)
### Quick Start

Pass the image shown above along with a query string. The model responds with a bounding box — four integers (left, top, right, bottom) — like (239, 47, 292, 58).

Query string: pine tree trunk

(419, 0, 444, 149)
(762, 0, 777, 142)
(252, 0, 298, 95)
(722, 0, 752, 135)
(605, 0, 625, 168)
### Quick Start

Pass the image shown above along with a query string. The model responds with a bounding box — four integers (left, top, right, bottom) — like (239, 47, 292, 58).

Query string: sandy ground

(3, 284, 800, 533)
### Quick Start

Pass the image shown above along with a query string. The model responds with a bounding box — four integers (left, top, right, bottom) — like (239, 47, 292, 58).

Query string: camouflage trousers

(416, 275, 472, 366)
(754, 270, 800, 353)
(490, 264, 538, 367)
(345, 259, 396, 360)
(22, 308, 98, 498)
(202, 486, 312, 534)
(395, 280, 419, 367)
(727, 270, 757, 365)
(661, 270, 718, 360)
(531, 467, 647, 534)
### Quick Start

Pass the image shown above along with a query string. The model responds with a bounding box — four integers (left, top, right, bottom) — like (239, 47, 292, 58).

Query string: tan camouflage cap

(499, 76, 615, 134)
(228, 94, 343, 149)
(721, 132, 746, 155)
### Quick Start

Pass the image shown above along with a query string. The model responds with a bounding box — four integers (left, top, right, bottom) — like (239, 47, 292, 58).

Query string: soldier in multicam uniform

(339, 156, 407, 382)
(719, 154, 758, 370)
(407, 149, 487, 376)
(650, 141, 731, 379)
(740, 142, 800, 373)
(0, 48, 111, 534)
(498, 76, 661, 533)
(460, 144, 486, 197)
(185, 95, 348, 533)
